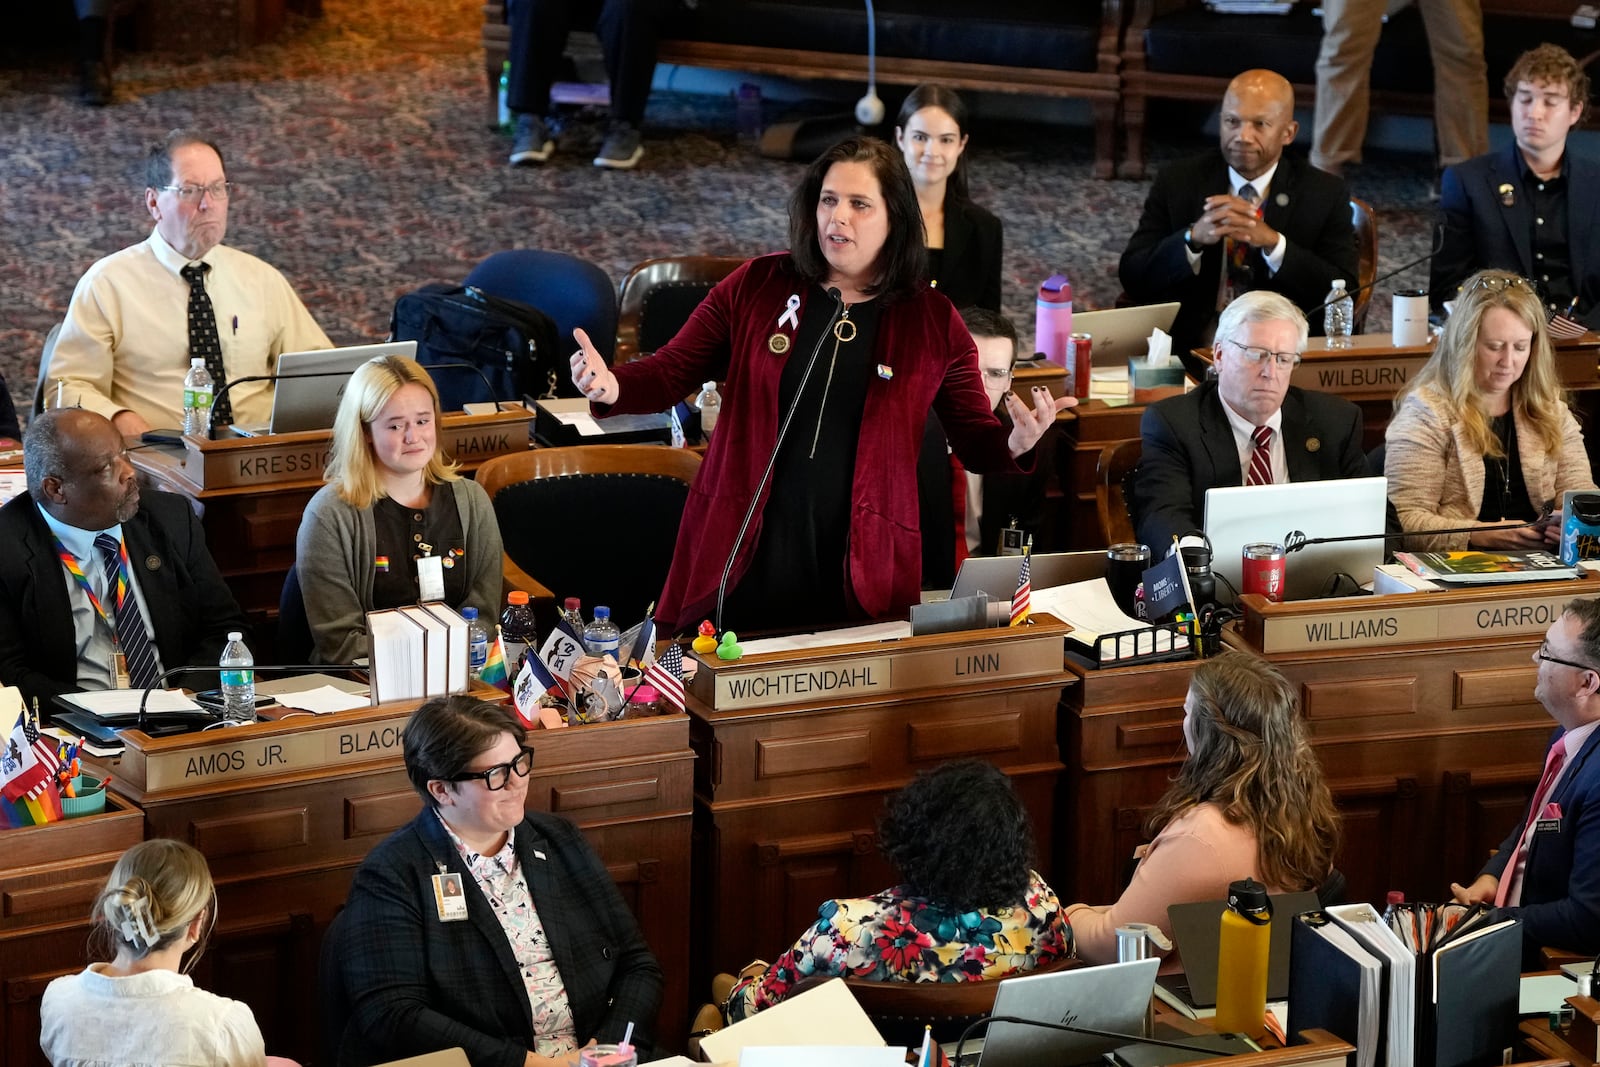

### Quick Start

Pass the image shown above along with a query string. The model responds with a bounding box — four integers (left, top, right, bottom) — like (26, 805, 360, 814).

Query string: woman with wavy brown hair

(1065, 651, 1339, 970)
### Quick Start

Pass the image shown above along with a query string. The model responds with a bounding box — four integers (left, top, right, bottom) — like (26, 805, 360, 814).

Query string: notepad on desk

(55, 688, 204, 722)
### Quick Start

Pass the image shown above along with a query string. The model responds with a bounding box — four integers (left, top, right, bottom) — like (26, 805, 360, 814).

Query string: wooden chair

(1351, 198, 1378, 333)
(787, 954, 1086, 1047)
(615, 255, 745, 365)
(476, 445, 702, 632)
(1096, 438, 1143, 547)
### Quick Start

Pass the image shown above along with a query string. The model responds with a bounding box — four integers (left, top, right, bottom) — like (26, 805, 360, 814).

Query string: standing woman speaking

(570, 137, 1070, 635)
(895, 84, 1003, 313)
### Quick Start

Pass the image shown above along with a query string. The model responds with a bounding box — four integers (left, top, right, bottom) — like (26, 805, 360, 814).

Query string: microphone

(136, 662, 363, 734)
(207, 363, 505, 440)
(713, 287, 846, 632)
(854, 0, 885, 126)
(1282, 504, 1556, 554)
(953, 1013, 1244, 1065)
(1306, 231, 1445, 319)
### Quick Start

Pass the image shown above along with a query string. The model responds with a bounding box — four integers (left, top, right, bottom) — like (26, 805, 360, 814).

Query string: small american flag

(21, 711, 61, 800)
(1010, 551, 1032, 627)
(1548, 311, 1588, 341)
(643, 642, 685, 713)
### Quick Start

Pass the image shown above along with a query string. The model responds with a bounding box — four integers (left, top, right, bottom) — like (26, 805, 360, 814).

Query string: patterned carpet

(0, 0, 1438, 419)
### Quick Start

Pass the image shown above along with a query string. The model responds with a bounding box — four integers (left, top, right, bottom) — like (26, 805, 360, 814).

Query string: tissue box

(1129, 357, 1186, 404)
(1562, 490, 1600, 565)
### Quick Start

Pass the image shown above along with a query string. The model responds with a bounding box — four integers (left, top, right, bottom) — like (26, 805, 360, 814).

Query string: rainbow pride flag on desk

(0, 701, 64, 827)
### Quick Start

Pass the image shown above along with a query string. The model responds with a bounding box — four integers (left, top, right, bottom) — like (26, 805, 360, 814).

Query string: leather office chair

(1096, 438, 1142, 547)
(786, 954, 1086, 1046)
(277, 564, 314, 665)
(465, 250, 618, 363)
(34, 323, 62, 416)
(476, 445, 702, 633)
(1350, 198, 1378, 333)
(614, 255, 745, 364)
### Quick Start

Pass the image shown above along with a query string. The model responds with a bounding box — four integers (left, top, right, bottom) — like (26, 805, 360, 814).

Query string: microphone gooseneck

(713, 287, 846, 633)
(136, 662, 362, 733)
(1283, 503, 1556, 554)
(1305, 231, 1446, 319)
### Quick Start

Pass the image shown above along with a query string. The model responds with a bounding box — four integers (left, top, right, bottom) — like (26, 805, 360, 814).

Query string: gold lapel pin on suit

(1305, 437, 1321, 453)
(1498, 183, 1516, 208)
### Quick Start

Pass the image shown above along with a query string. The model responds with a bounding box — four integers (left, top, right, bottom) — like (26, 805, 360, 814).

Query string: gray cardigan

(295, 478, 504, 664)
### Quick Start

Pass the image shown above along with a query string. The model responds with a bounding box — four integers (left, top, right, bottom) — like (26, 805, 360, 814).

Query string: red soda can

(1241, 542, 1285, 602)
(1068, 333, 1092, 399)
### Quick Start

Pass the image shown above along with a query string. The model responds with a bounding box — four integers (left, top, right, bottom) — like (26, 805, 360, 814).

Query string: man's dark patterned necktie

(180, 262, 231, 426)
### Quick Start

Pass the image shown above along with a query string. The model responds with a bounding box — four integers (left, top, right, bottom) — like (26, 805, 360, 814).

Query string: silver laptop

(1071, 303, 1182, 366)
(234, 340, 418, 435)
(1204, 476, 1387, 602)
(947, 551, 1104, 603)
(977, 957, 1161, 1067)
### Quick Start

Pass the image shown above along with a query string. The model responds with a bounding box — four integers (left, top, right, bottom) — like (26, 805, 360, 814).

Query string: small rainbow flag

(480, 627, 510, 691)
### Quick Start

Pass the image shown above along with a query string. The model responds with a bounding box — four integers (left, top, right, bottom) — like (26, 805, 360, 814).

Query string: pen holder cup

(61, 775, 107, 818)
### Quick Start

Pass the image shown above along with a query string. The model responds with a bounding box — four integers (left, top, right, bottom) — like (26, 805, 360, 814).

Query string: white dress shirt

(1219, 394, 1287, 485)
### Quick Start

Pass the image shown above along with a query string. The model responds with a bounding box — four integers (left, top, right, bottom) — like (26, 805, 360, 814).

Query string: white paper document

(270, 685, 372, 714)
(1032, 579, 1188, 661)
(738, 620, 913, 656)
(57, 688, 203, 720)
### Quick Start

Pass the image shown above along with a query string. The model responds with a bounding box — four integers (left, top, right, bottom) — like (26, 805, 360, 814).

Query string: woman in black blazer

(894, 84, 1003, 313)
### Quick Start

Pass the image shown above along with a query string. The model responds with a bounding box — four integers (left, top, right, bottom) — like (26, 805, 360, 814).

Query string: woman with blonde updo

(40, 839, 265, 1067)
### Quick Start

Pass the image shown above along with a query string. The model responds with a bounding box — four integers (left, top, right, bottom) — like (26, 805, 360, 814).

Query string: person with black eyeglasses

(328, 695, 663, 1067)
(1132, 290, 1369, 554)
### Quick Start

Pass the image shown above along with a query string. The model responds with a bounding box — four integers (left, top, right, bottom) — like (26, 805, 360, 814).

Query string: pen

(232, 315, 238, 335)
(1566, 297, 1579, 318)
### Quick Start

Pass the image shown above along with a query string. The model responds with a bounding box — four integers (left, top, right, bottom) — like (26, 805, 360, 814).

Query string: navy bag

(389, 284, 568, 410)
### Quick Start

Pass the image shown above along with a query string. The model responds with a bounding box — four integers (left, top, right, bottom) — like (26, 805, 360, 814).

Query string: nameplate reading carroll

(1255, 587, 1577, 654)
(141, 713, 407, 792)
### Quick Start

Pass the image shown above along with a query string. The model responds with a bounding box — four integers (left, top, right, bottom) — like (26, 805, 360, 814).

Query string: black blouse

(371, 489, 469, 610)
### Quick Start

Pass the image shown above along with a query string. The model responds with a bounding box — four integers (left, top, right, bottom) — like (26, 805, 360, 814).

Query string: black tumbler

(1106, 542, 1150, 619)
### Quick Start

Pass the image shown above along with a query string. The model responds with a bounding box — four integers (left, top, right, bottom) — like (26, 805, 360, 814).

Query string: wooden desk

(0, 698, 694, 1067)
(1060, 579, 1589, 908)
(685, 618, 1075, 990)
(128, 409, 533, 647)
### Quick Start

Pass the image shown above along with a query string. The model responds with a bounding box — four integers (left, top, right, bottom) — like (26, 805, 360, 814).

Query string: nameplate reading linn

(142, 714, 407, 793)
(1257, 587, 1577, 654)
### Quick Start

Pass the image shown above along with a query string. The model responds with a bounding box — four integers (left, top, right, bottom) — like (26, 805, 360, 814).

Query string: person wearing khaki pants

(1312, 0, 1488, 175)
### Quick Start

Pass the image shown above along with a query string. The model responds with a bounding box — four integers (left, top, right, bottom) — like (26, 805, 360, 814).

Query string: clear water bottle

(583, 606, 621, 660)
(1324, 278, 1354, 348)
(501, 591, 536, 674)
(736, 82, 762, 145)
(497, 61, 512, 131)
(219, 631, 255, 723)
(183, 358, 213, 436)
(463, 607, 489, 679)
(696, 380, 721, 439)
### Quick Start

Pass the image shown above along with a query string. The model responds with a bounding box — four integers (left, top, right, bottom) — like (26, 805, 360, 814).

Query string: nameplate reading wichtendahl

(1255, 587, 1577, 654)
(140, 713, 408, 792)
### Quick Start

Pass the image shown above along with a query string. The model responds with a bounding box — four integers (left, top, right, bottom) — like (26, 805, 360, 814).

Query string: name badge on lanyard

(433, 869, 468, 922)
(416, 542, 446, 603)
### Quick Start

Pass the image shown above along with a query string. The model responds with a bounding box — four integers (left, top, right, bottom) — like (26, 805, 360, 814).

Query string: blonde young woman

(295, 356, 503, 664)
(40, 839, 266, 1067)
(1385, 268, 1594, 551)
(1065, 651, 1339, 969)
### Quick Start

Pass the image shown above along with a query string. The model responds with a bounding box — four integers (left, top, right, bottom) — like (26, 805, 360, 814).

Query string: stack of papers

(1032, 579, 1189, 662)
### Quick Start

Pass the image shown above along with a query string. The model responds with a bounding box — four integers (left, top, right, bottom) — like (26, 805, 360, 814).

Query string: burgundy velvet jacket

(599, 253, 1025, 633)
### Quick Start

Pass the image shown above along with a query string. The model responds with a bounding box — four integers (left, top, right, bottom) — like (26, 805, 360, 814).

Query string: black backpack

(389, 283, 569, 409)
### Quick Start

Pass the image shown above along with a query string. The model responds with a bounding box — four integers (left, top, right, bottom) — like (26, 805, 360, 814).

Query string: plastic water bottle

(583, 606, 621, 660)
(183, 358, 213, 436)
(1214, 878, 1272, 1039)
(736, 82, 763, 145)
(559, 597, 584, 638)
(497, 61, 512, 131)
(1033, 273, 1073, 365)
(696, 381, 721, 439)
(219, 632, 255, 723)
(500, 591, 536, 674)
(463, 607, 489, 679)
(1324, 278, 1354, 348)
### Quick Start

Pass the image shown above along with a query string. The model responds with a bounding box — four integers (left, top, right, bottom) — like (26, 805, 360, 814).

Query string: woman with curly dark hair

(722, 759, 1071, 1021)
(1065, 651, 1339, 970)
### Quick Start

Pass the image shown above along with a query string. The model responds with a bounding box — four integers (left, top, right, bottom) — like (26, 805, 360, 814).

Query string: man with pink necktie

(1452, 597, 1600, 964)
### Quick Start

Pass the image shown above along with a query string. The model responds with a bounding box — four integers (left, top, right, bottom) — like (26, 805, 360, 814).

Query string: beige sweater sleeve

(1385, 389, 1479, 552)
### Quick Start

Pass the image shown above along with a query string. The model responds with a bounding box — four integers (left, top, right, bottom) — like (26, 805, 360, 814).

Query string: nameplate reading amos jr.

(1255, 586, 1578, 654)
(141, 713, 407, 793)
(693, 623, 1067, 712)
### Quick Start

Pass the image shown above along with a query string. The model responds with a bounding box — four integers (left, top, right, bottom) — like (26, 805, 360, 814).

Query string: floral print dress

(726, 868, 1072, 1021)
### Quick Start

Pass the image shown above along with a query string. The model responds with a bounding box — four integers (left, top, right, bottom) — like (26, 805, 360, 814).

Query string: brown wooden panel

(344, 790, 418, 840)
(1456, 665, 1540, 709)
(1118, 719, 1184, 752)
(756, 731, 872, 779)
(553, 776, 662, 813)
(3, 877, 103, 920)
(3, 966, 78, 1067)
(1302, 676, 1416, 720)
(190, 808, 310, 858)
(906, 714, 1022, 761)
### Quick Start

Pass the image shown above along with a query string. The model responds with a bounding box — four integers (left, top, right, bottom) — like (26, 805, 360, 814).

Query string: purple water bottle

(1034, 273, 1073, 366)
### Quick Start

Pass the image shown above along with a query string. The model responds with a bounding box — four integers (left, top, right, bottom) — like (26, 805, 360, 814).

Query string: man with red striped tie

(1132, 290, 1370, 554)
(1452, 598, 1600, 965)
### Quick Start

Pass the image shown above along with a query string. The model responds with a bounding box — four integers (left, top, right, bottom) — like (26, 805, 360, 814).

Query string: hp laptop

(1204, 477, 1387, 601)
(233, 340, 417, 436)
(974, 957, 1160, 1067)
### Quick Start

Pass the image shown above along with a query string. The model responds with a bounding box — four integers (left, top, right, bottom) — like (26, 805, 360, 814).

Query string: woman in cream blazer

(1385, 269, 1594, 552)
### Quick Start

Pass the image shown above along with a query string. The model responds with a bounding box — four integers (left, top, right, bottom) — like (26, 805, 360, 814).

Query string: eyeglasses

(1225, 339, 1302, 369)
(162, 181, 234, 202)
(1537, 641, 1596, 674)
(441, 746, 535, 790)
(1464, 275, 1530, 296)
(981, 368, 1015, 383)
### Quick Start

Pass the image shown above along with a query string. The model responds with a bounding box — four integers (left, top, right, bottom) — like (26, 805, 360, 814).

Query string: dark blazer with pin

(1119, 151, 1358, 357)
(1433, 142, 1600, 326)
(1132, 380, 1368, 553)
(0, 489, 247, 710)
(333, 809, 663, 1067)
(1481, 724, 1600, 965)
(932, 194, 1003, 314)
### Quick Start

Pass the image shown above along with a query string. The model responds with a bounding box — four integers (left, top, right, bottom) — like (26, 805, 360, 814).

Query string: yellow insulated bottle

(1214, 877, 1272, 1038)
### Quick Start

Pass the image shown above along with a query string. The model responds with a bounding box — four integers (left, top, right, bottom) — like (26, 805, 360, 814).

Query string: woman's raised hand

(1005, 385, 1076, 458)
(569, 329, 620, 405)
